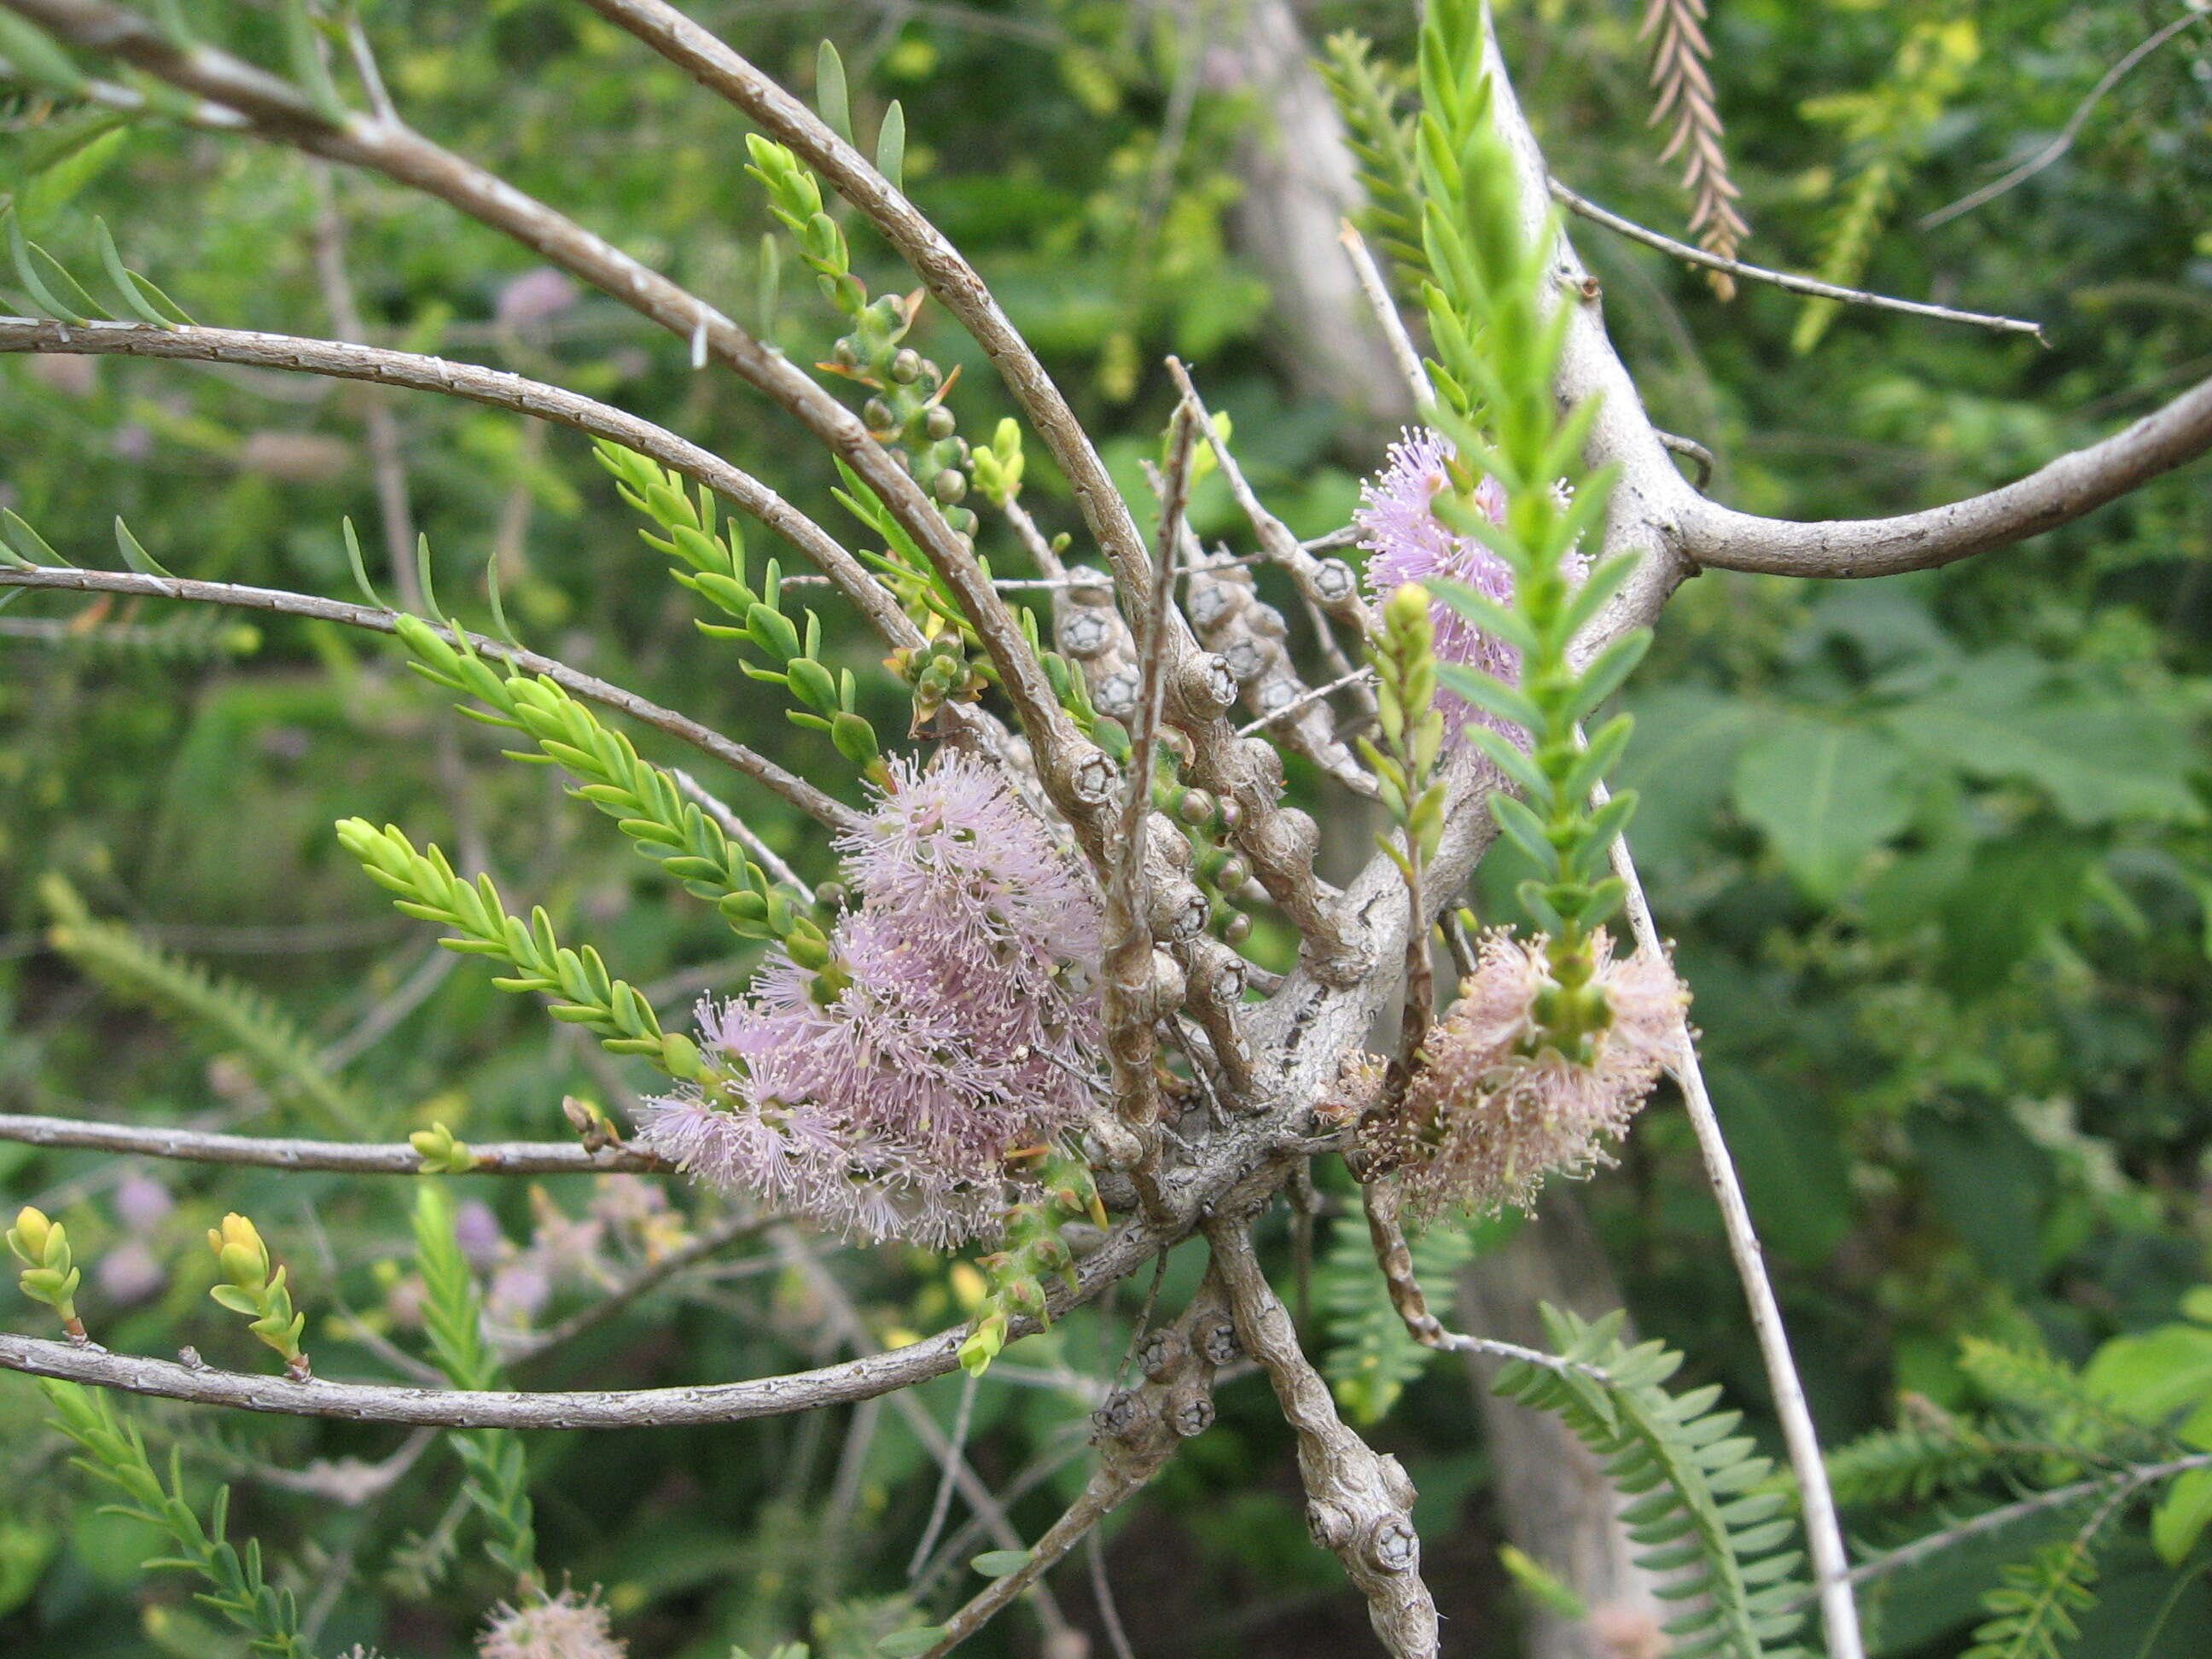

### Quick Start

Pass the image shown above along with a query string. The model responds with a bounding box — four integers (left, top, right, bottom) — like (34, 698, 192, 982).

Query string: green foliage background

(2, 1, 2209, 1655)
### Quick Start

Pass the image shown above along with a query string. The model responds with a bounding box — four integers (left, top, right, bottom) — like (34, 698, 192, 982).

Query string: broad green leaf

(1889, 655, 2202, 826)
(1732, 716, 1912, 899)
(2151, 1468, 2212, 1567)
(2085, 1323, 2212, 1426)
(1613, 685, 1754, 873)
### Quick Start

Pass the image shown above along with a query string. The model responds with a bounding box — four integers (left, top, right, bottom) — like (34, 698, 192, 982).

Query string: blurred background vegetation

(2, 1, 2209, 1655)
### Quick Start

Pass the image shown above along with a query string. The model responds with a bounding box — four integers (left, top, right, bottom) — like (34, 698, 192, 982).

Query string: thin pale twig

(907, 1368, 980, 1578)
(0, 565, 857, 831)
(1601, 785, 1866, 1659)
(1920, 12, 2210, 230)
(0, 1111, 672, 1173)
(1233, 667, 1377, 738)
(1548, 181, 2046, 339)
(1339, 220, 1438, 410)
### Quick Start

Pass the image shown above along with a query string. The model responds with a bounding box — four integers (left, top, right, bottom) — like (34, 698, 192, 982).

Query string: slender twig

(0, 566, 856, 830)
(1086, 1528, 1138, 1659)
(772, 1226, 1074, 1640)
(1338, 222, 1437, 410)
(0, 1112, 671, 1173)
(1233, 670, 1376, 741)
(1601, 787, 1864, 1659)
(1920, 11, 2210, 230)
(1547, 180, 2046, 338)
(907, 1368, 980, 1578)
(0, 317, 911, 650)
(1804, 1452, 2212, 1609)
(1165, 357, 1373, 638)
(507, 1208, 774, 1365)
(671, 768, 813, 899)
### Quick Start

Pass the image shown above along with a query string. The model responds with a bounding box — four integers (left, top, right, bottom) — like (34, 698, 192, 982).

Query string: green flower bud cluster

(9, 1204, 85, 1342)
(409, 1120, 478, 1174)
(968, 418, 1026, 508)
(1160, 782, 1258, 946)
(835, 293, 980, 545)
(956, 1147, 1108, 1377)
(593, 443, 883, 777)
(206, 1213, 311, 1382)
(388, 616, 841, 984)
(1362, 582, 1449, 882)
(335, 818, 713, 1080)
(746, 137, 981, 547)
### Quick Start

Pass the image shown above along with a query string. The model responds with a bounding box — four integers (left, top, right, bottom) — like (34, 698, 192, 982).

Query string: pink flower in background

(495, 266, 579, 331)
(1358, 428, 1515, 740)
(637, 753, 1103, 1247)
(114, 1173, 174, 1232)
(1393, 929, 1690, 1220)
(479, 1588, 625, 1659)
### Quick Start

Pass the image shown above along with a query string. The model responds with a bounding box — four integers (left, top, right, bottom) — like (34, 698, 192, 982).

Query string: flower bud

(7, 1206, 54, 1266)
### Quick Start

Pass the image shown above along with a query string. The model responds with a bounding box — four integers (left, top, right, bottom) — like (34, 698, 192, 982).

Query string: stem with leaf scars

(0, 317, 913, 649)
(1599, 783, 1865, 1659)
(1103, 405, 1197, 1141)
(917, 1268, 1237, 1659)
(0, 566, 856, 831)
(1207, 1219, 1440, 1659)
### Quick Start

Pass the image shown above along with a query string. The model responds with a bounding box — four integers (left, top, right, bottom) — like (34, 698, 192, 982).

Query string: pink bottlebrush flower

(637, 754, 1103, 1248)
(479, 1588, 626, 1659)
(1358, 428, 1515, 739)
(1389, 928, 1690, 1220)
(837, 751, 1103, 992)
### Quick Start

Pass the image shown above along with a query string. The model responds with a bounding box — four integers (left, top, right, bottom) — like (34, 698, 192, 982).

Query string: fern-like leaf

(1318, 32, 1427, 284)
(1493, 1306, 1811, 1659)
(41, 882, 370, 1133)
(1319, 1210, 1476, 1424)
(1825, 1408, 2015, 1506)
(412, 1185, 540, 1595)
(1962, 1534, 2100, 1659)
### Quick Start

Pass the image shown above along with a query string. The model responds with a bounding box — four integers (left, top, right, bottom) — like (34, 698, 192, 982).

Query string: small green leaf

(875, 99, 906, 193)
(876, 1627, 947, 1656)
(816, 40, 853, 143)
(969, 1549, 1031, 1578)
(113, 519, 176, 579)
